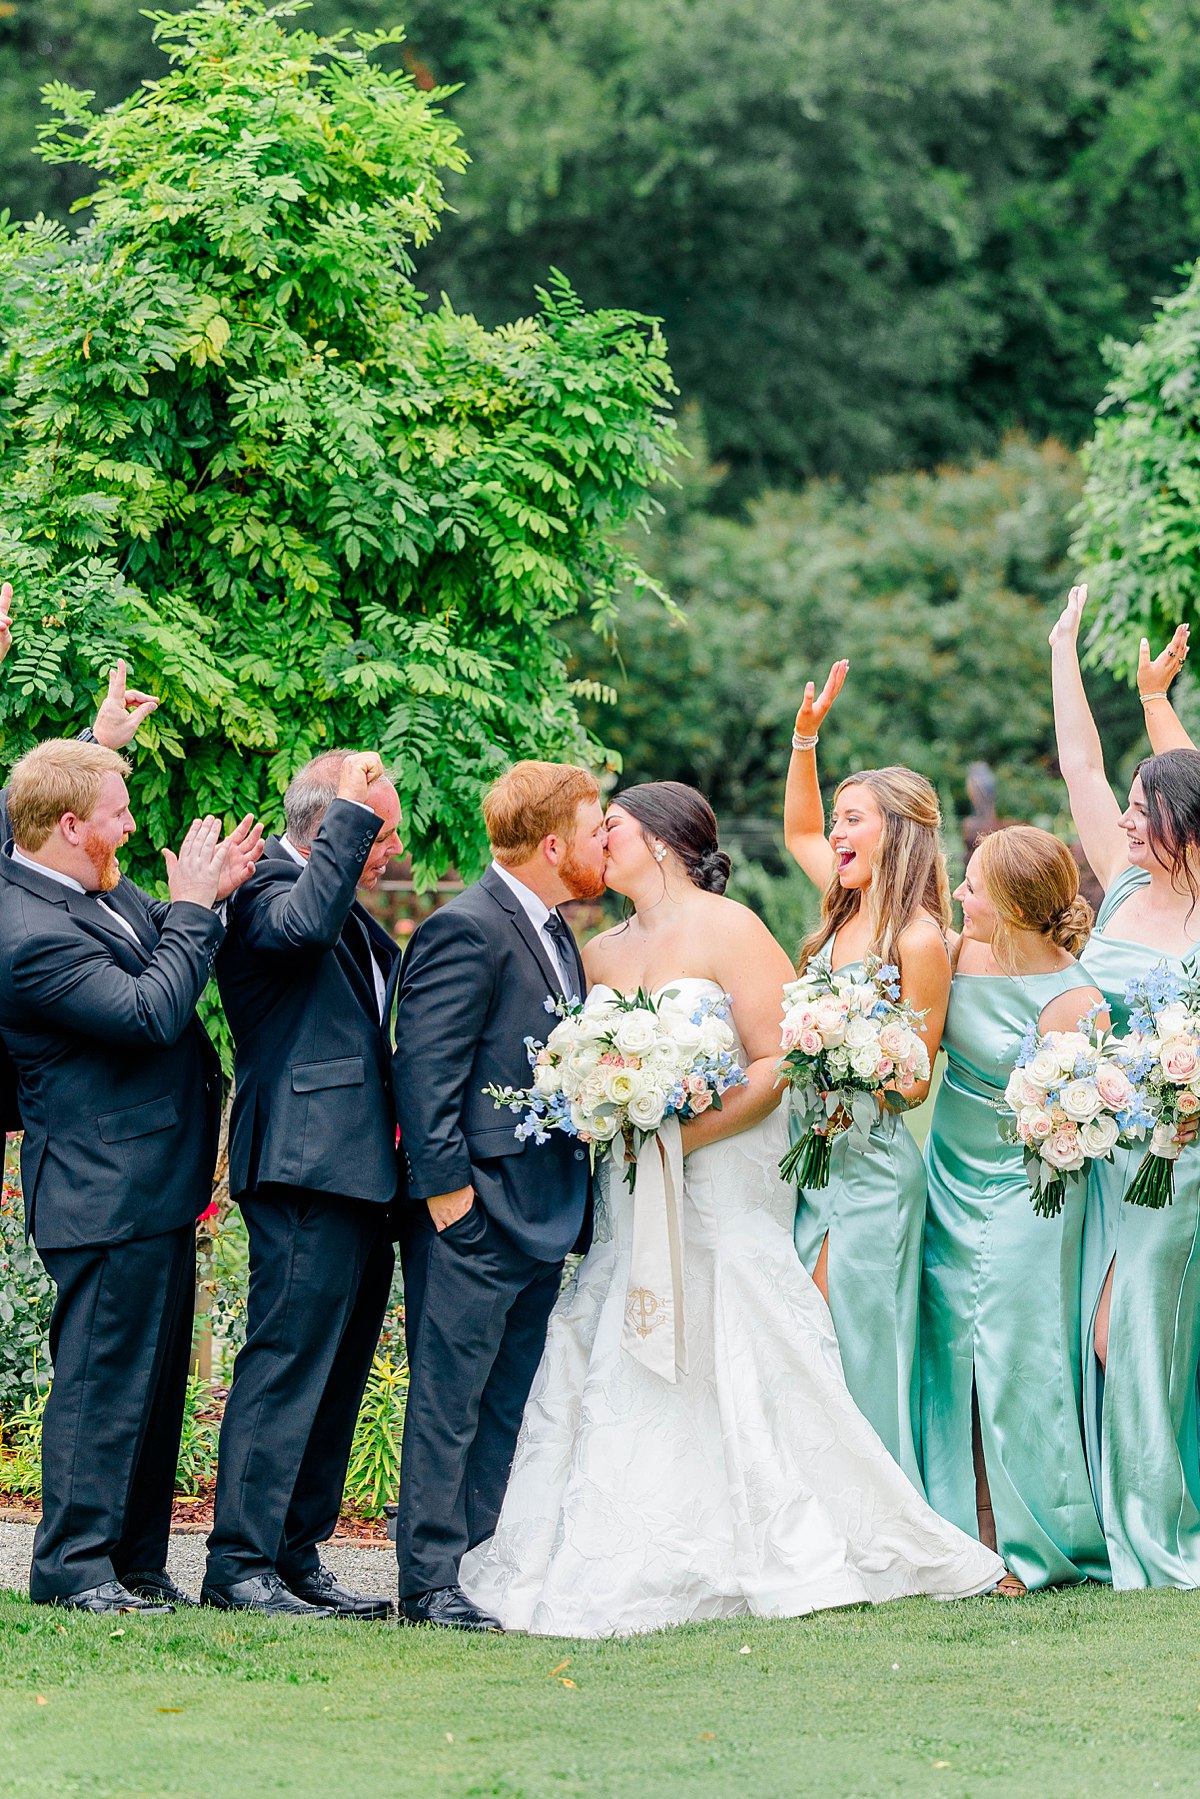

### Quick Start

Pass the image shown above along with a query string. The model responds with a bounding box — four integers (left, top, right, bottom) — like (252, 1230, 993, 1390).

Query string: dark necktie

(543, 910, 580, 1001)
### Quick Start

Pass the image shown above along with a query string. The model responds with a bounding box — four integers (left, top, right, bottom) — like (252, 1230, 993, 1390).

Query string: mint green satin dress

(920, 967, 1108, 1589)
(1079, 865, 1200, 1588)
(792, 956, 927, 1493)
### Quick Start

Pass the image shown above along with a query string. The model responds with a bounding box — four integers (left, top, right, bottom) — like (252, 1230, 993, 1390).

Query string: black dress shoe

(399, 1585, 503, 1632)
(47, 1579, 173, 1615)
(200, 1571, 335, 1618)
(119, 1569, 199, 1608)
(286, 1564, 394, 1620)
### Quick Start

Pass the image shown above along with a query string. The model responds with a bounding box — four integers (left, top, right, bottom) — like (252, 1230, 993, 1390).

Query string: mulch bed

(0, 1494, 391, 1544)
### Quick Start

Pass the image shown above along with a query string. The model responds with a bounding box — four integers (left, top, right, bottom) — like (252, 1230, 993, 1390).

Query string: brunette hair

(6, 739, 130, 852)
(611, 781, 731, 894)
(797, 765, 951, 972)
(1138, 749, 1200, 915)
(976, 826, 1093, 970)
(484, 761, 600, 865)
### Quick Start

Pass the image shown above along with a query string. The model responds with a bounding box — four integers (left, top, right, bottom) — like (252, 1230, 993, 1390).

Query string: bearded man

(0, 739, 260, 1612)
(392, 760, 605, 1629)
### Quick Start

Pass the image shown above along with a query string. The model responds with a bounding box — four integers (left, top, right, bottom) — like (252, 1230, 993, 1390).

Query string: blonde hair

(6, 739, 130, 852)
(484, 761, 600, 865)
(797, 766, 952, 972)
(976, 826, 1093, 971)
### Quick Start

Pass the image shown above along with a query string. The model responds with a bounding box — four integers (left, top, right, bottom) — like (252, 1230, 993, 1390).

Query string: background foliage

(0, 0, 675, 890)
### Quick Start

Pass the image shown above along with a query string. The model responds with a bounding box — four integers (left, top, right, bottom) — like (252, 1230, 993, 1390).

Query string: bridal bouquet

(776, 954, 930, 1189)
(1108, 967, 1200, 1209)
(997, 1012, 1145, 1218)
(484, 988, 747, 1186)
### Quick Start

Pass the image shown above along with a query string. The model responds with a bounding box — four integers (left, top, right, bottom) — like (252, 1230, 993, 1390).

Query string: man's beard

(559, 843, 606, 902)
(82, 829, 121, 893)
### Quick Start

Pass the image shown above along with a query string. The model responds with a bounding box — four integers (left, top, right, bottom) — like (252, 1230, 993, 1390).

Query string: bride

(460, 781, 1003, 1635)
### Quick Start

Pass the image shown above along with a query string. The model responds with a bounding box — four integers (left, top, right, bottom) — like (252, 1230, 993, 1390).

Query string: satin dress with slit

(792, 952, 928, 1493)
(920, 965, 1108, 1589)
(459, 979, 1004, 1636)
(1078, 864, 1200, 1589)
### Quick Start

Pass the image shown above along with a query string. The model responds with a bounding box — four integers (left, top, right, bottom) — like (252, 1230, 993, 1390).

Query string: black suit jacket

(217, 799, 401, 1207)
(392, 866, 590, 1263)
(0, 847, 224, 1249)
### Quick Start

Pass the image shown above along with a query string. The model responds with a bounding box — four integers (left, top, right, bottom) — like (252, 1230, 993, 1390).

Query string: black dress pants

(31, 1223, 196, 1603)
(204, 1186, 393, 1589)
(397, 1200, 562, 1596)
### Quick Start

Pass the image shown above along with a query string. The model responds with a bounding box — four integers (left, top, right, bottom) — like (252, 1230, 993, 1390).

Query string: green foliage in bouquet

(1073, 255, 1200, 678)
(0, 0, 675, 890)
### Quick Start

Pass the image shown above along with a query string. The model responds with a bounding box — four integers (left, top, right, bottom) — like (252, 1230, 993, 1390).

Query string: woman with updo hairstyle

(921, 826, 1109, 1595)
(1052, 584, 1200, 1591)
(460, 778, 1006, 1633)
(783, 664, 952, 1492)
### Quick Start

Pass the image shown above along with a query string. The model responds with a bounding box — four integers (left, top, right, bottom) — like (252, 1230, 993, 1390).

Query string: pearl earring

(652, 843, 666, 863)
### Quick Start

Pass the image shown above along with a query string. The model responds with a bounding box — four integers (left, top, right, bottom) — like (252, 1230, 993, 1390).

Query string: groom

(393, 761, 606, 1628)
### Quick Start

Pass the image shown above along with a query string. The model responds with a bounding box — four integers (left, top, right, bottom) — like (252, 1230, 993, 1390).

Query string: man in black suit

(393, 760, 606, 1629)
(0, 739, 259, 1613)
(202, 750, 403, 1618)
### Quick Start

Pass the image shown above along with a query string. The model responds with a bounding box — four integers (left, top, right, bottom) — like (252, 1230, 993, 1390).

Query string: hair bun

(1052, 895, 1094, 956)
(692, 846, 732, 895)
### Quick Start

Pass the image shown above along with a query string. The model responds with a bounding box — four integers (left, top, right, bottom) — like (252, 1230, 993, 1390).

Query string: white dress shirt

(11, 846, 142, 946)
(279, 827, 386, 1022)
(489, 860, 575, 991)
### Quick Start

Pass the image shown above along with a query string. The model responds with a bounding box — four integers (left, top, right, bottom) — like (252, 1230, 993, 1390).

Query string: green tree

(0, 0, 675, 887)
(1072, 252, 1200, 678)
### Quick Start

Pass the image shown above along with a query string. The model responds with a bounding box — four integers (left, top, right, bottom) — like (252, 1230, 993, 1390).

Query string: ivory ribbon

(619, 1115, 687, 1382)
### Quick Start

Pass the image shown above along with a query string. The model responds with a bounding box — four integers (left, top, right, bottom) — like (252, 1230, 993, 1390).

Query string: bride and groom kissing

(394, 760, 1002, 1637)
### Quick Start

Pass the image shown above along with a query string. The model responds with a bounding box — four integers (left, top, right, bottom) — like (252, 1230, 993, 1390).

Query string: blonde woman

(784, 664, 951, 1490)
(921, 827, 1109, 1595)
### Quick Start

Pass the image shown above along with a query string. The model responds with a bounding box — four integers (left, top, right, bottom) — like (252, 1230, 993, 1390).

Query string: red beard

(81, 829, 121, 893)
(559, 841, 606, 902)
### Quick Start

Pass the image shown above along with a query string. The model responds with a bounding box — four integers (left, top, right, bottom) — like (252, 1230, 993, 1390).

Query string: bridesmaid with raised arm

(1051, 583, 1200, 1588)
(784, 664, 951, 1491)
(921, 826, 1109, 1595)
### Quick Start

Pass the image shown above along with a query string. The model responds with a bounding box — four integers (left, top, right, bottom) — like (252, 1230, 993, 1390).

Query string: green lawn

(2, 1586, 1199, 1798)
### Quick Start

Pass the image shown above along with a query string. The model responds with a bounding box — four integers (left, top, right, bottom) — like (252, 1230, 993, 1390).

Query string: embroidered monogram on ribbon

(620, 1115, 687, 1382)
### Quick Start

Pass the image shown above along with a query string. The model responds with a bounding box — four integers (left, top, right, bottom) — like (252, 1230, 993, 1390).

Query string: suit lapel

(479, 866, 566, 999)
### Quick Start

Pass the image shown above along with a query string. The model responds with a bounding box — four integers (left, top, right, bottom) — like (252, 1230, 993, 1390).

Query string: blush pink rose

(797, 1028, 823, 1057)
(1161, 1038, 1200, 1085)
(1095, 1065, 1134, 1110)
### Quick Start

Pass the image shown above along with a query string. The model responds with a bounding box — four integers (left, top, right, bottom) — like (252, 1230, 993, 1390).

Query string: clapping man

(0, 741, 261, 1613)
(202, 750, 404, 1618)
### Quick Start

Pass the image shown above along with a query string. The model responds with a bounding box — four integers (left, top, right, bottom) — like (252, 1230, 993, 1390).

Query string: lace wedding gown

(460, 980, 1003, 1636)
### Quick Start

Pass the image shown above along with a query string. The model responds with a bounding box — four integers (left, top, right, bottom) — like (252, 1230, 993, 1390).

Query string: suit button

(574, 1149, 585, 1162)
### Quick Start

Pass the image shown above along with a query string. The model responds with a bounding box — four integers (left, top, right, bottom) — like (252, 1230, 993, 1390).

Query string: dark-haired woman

(460, 781, 1003, 1634)
(1052, 584, 1200, 1588)
(783, 665, 951, 1491)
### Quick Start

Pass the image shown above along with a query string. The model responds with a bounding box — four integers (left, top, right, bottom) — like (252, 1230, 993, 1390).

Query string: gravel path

(0, 1519, 397, 1602)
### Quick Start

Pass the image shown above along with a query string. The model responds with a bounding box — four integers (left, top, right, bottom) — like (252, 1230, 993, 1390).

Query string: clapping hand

(214, 814, 265, 901)
(163, 817, 228, 909)
(1138, 623, 1190, 699)
(1049, 583, 1087, 651)
(0, 583, 13, 666)
(794, 660, 849, 741)
(93, 659, 159, 749)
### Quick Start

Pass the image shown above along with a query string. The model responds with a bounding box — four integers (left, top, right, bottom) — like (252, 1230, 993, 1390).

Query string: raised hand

(163, 816, 227, 909)
(336, 750, 385, 806)
(1049, 583, 1087, 652)
(214, 815, 266, 901)
(0, 582, 13, 666)
(92, 658, 159, 749)
(1137, 623, 1190, 698)
(794, 660, 850, 741)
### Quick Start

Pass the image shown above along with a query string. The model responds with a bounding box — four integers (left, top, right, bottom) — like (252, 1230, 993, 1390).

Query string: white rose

(533, 1063, 560, 1098)
(1080, 1114, 1120, 1158)
(587, 1105, 622, 1143)
(827, 1048, 852, 1080)
(627, 1088, 666, 1130)
(843, 982, 877, 1013)
(697, 1014, 734, 1055)
(813, 999, 848, 1045)
(605, 1068, 637, 1106)
(844, 1015, 877, 1050)
(1156, 1003, 1190, 1039)
(613, 1010, 659, 1056)
(1059, 1079, 1102, 1123)
(1150, 1122, 1183, 1161)
(850, 1043, 881, 1080)
(1003, 1068, 1027, 1112)
(1027, 1047, 1062, 1089)
(665, 1017, 703, 1055)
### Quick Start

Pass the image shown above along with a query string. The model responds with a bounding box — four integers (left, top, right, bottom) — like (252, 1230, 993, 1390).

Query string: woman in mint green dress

(1052, 584, 1200, 1587)
(784, 663, 951, 1492)
(921, 826, 1109, 1591)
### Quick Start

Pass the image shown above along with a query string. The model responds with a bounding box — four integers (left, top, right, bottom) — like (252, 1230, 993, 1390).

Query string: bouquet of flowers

(997, 1012, 1147, 1217)
(776, 954, 930, 1189)
(1108, 966, 1200, 1209)
(485, 987, 747, 1187)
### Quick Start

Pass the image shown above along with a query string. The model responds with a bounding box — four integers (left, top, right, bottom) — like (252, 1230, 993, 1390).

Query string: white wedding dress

(460, 980, 1003, 1636)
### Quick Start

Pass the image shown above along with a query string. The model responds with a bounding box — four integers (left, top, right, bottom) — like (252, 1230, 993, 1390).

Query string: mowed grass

(2, 1586, 1199, 1798)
